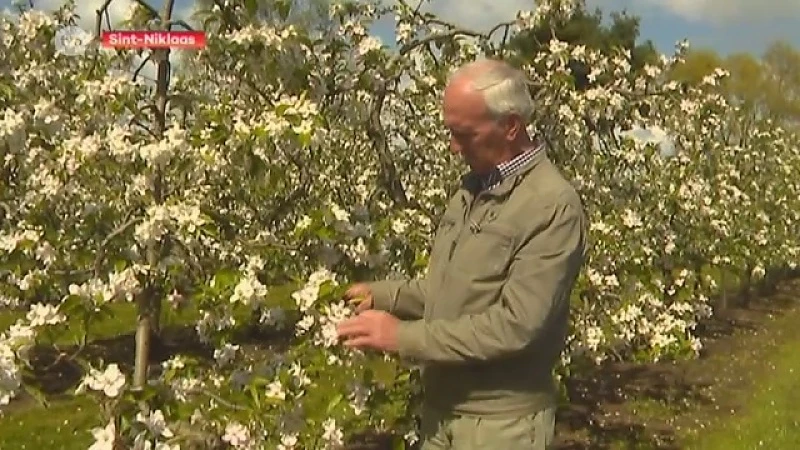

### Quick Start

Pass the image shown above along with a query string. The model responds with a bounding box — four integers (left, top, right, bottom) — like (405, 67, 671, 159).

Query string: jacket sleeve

(369, 278, 427, 321)
(394, 196, 587, 363)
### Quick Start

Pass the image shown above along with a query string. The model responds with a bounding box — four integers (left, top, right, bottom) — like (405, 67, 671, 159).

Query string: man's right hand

(344, 283, 374, 313)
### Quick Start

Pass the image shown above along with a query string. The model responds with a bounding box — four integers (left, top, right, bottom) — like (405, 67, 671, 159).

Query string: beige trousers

(418, 406, 556, 449)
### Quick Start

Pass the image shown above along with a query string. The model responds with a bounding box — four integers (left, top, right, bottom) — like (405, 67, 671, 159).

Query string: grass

(682, 325, 800, 449)
(0, 395, 97, 450)
(603, 321, 800, 450)
(0, 301, 201, 450)
(0, 301, 199, 345)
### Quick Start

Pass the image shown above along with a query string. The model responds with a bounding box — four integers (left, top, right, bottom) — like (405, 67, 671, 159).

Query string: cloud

(416, 0, 529, 32)
(397, 0, 799, 57)
(173, 0, 203, 28)
(414, 0, 800, 30)
(32, 0, 136, 29)
(29, 0, 199, 29)
(636, 0, 800, 24)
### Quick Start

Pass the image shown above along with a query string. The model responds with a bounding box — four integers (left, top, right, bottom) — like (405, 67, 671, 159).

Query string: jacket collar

(460, 143, 548, 198)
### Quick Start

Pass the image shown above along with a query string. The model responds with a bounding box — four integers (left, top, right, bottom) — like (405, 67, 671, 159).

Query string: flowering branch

(93, 211, 141, 278)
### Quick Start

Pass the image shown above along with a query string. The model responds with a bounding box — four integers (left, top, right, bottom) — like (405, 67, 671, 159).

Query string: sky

(2, 0, 798, 58)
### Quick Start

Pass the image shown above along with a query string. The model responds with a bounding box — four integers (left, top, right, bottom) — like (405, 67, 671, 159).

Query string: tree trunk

(740, 264, 753, 308)
(133, 0, 175, 389)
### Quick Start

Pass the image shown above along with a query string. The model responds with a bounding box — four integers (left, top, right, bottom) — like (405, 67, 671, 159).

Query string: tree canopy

(507, 1, 659, 89)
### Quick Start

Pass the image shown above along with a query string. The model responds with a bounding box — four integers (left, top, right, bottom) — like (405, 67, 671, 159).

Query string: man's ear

(504, 114, 523, 140)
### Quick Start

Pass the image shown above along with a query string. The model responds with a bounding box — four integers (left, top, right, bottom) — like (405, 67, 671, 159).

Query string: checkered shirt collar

(481, 142, 545, 191)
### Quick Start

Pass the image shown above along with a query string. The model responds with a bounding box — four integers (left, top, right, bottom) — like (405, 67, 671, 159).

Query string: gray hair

(452, 59, 535, 122)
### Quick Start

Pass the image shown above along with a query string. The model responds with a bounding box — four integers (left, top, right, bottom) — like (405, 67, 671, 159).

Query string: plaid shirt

(480, 142, 545, 191)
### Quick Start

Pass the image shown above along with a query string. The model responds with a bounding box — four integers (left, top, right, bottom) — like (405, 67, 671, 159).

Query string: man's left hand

(337, 310, 400, 352)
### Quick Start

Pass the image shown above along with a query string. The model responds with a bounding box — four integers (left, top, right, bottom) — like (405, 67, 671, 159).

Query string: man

(336, 58, 588, 449)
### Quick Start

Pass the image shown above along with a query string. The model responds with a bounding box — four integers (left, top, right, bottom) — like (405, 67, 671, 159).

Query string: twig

(50, 268, 93, 277)
(411, 0, 426, 17)
(242, 77, 270, 101)
(138, 103, 162, 117)
(266, 179, 312, 229)
(39, 345, 84, 372)
(423, 41, 441, 69)
(129, 116, 159, 138)
(164, 19, 194, 31)
(0, 202, 10, 222)
(132, 0, 160, 19)
(244, 239, 301, 252)
(104, 6, 112, 30)
(212, 0, 240, 32)
(95, 0, 114, 38)
(132, 52, 152, 81)
(170, 238, 204, 276)
(500, 22, 511, 51)
(93, 211, 141, 277)
(200, 388, 249, 411)
(365, 14, 511, 207)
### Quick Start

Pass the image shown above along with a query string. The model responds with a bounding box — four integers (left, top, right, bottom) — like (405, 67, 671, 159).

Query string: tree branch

(132, 0, 160, 20)
(165, 19, 194, 31)
(212, 0, 240, 32)
(93, 211, 140, 278)
(39, 344, 85, 372)
(94, 0, 114, 38)
(104, 5, 112, 30)
(200, 388, 249, 411)
(364, 13, 512, 208)
(170, 237, 204, 277)
(132, 52, 152, 82)
(411, 0, 426, 17)
(129, 116, 159, 138)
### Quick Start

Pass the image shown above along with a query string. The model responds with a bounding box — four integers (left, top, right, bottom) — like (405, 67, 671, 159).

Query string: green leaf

(276, 0, 291, 22)
(249, 384, 261, 409)
(326, 393, 343, 414)
(213, 268, 238, 289)
(317, 280, 339, 300)
(59, 294, 85, 315)
(244, 0, 257, 15)
(297, 130, 312, 148)
(23, 384, 49, 408)
(392, 437, 407, 450)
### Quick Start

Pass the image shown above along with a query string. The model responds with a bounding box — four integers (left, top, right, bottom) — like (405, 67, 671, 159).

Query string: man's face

(442, 80, 513, 175)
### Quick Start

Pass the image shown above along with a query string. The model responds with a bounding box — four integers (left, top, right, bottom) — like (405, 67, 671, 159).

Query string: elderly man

(336, 58, 588, 449)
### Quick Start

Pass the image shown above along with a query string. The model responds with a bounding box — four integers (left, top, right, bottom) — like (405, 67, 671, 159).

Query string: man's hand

(336, 310, 399, 352)
(343, 282, 374, 313)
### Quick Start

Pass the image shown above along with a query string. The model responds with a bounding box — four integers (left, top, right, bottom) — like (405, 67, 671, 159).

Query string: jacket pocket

(451, 222, 516, 280)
